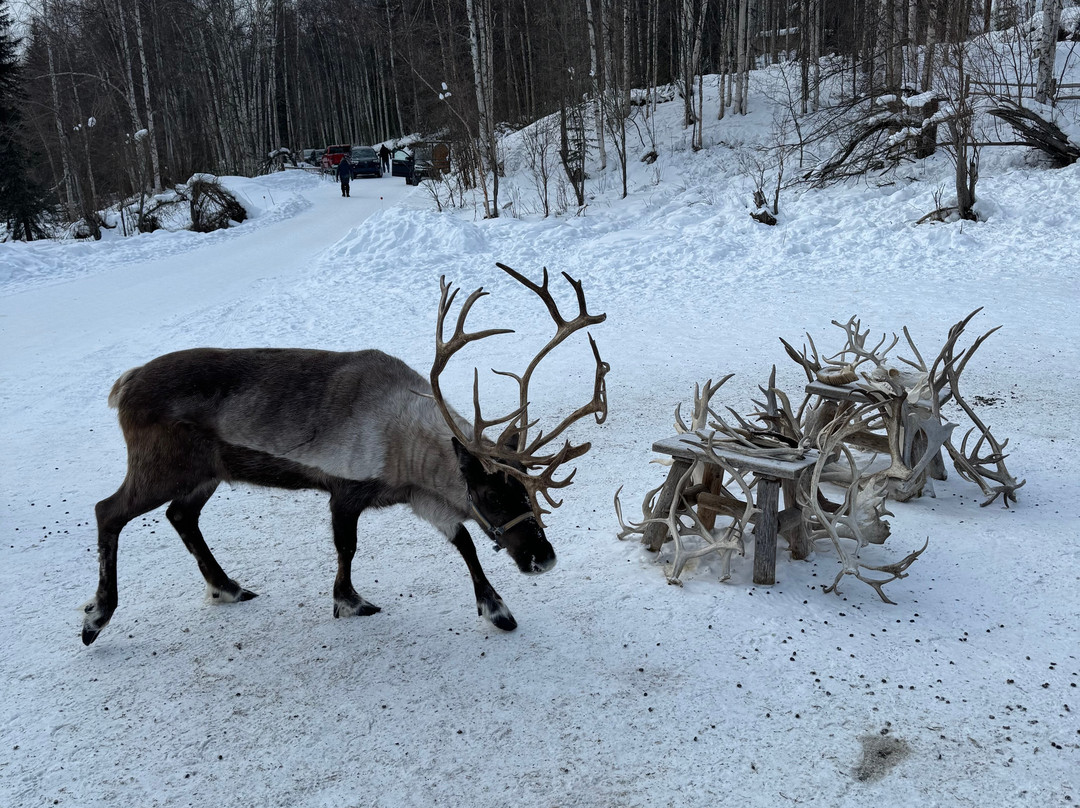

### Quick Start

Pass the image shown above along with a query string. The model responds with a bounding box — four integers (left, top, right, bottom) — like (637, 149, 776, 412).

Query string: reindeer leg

(166, 480, 257, 605)
(406, 492, 516, 631)
(83, 481, 172, 645)
(84, 424, 239, 646)
(450, 525, 517, 632)
(329, 484, 383, 619)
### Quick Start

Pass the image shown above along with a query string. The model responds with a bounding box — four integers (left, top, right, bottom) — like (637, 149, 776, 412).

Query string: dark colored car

(392, 142, 451, 185)
(390, 148, 414, 178)
(348, 146, 382, 178)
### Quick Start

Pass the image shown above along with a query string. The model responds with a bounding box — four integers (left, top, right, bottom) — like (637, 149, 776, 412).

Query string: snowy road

(0, 172, 410, 365)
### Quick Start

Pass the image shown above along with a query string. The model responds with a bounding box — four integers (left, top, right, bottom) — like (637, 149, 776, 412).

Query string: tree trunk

(691, 0, 708, 146)
(950, 30, 977, 220)
(385, 2, 405, 135)
(646, 0, 657, 127)
(1035, 0, 1063, 104)
(269, 0, 281, 149)
(465, 0, 497, 217)
(521, 0, 535, 120)
(622, 0, 631, 120)
(907, 0, 918, 90)
(861, 0, 875, 92)
(559, 98, 586, 207)
(483, 0, 498, 209)
(734, 0, 749, 114)
(883, 0, 902, 91)
(42, 2, 77, 217)
(132, 0, 161, 190)
(811, 0, 821, 109)
(679, 0, 694, 125)
(585, 0, 607, 169)
(113, 0, 151, 189)
(921, 0, 941, 94)
(800, 0, 809, 112)
(622, 0, 630, 195)
(504, 5, 519, 122)
(718, 0, 733, 118)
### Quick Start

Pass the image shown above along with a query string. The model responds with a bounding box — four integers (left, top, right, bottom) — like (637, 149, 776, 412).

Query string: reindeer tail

(107, 367, 143, 410)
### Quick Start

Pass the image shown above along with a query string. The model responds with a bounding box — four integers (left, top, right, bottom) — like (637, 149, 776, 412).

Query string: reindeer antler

(431, 264, 609, 524)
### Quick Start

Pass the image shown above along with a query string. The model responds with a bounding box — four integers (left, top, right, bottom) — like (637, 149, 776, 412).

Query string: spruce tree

(0, 6, 54, 240)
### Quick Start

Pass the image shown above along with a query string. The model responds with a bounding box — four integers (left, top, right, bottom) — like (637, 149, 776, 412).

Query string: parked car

(348, 146, 382, 178)
(320, 144, 351, 172)
(390, 148, 414, 178)
(392, 142, 451, 185)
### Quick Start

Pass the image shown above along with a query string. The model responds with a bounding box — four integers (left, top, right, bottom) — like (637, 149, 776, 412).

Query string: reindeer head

(451, 436, 555, 573)
(430, 264, 608, 571)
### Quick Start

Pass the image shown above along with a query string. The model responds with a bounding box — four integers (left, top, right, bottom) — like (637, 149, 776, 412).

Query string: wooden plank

(651, 434, 817, 480)
(698, 464, 720, 530)
(696, 490, 748, 517)
(972, 81, 1080, 88)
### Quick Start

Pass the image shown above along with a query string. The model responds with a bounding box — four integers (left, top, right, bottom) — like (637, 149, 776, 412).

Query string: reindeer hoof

(81, 599, 113, 646)
(207, 582, 257, 603)
(333, 597, 381, 618)
(81, 626, 101, 646)
(479, 596, 517, 631)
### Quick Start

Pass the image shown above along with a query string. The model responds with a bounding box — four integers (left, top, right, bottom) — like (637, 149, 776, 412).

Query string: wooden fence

(971, 80, 1080, 101)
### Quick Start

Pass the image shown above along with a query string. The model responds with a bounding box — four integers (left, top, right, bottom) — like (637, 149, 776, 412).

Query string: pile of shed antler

(786, 308, 1024, 508)
(616, 308, 1024, 604)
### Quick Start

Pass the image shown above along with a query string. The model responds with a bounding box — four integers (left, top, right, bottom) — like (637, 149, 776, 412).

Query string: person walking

(337, 155, 352, 197)
(379, 144, 391, 173)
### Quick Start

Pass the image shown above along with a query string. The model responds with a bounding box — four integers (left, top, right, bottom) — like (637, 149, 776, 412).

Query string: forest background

(1, 0, 1077, 236)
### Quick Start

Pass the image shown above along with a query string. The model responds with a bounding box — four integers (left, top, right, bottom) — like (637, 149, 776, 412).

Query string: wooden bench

(644, 434, 818, 585)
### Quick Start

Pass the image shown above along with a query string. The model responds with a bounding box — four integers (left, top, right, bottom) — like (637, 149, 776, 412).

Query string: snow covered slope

(1, 86, 1077, 807)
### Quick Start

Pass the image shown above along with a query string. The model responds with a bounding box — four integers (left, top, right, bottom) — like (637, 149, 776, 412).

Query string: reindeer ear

(451, 437, 480, 477)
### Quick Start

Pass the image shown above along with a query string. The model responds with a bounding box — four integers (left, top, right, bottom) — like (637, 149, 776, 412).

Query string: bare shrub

(189, 176, 247, 233)
(521, 118, 559, 217)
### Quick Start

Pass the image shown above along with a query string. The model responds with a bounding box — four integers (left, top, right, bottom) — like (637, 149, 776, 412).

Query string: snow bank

(0, 171, 319, 294)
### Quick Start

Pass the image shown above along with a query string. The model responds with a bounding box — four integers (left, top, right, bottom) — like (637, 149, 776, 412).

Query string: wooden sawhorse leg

(642, 458, 693, 552)
(753, 475, 780, 585)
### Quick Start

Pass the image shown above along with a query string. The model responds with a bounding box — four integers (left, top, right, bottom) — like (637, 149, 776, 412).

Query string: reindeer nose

(526, 549, 556, 574)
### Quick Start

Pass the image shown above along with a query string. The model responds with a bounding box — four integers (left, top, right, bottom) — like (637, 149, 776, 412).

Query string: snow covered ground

(2, 86, 1078, 807)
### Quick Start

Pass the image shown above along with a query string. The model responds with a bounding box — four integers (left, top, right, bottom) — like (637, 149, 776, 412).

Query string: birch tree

(109, 0, 154, 189)
(1035, 0, 1063, 103)
(42, 1, 77, 217)
(922, 0, 942, 93)
(733, 0, 750, 114)
(677, 0, 708, 144)
(132, 0, 161, 190)
(585, 0, 606, 169)
(466, 0, 498, 217)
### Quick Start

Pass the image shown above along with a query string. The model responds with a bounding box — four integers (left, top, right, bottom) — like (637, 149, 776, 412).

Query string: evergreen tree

(0, 5, 53, 241)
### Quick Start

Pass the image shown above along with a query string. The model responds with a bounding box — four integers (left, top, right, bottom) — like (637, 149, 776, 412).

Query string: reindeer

(81, 264, 608, 646)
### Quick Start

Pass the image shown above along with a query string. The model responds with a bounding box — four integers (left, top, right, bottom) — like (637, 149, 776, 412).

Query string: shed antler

(431, 264, 609, 524)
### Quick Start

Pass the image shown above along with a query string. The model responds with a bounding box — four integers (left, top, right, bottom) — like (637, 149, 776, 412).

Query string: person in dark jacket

(336, 156, 352, 197)
(379, 144, 391, 173)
